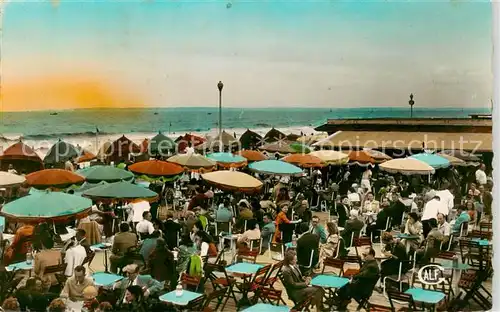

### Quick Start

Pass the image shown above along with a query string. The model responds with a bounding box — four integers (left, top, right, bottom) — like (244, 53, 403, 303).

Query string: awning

(314, 131, 492, 152)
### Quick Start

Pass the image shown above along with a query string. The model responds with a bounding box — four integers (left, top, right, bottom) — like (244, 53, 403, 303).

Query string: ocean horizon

(1, 106, 490, 140)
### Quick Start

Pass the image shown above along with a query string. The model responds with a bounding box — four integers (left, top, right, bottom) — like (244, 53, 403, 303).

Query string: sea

(0, 107, 490, 156)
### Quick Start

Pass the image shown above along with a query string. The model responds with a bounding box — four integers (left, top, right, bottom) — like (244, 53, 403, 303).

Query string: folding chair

(44, 263, 68, 290)
(291, 293, 314, 312)
(370, 217, 392, 244)
(321, 257, 344, 276)
(186, 294, 206, 310)
(341, 255, 362, 278)
(200, 287, 228, 312)
(249, 238, 263, 254)
(354, 236, 372, 259)
(203, 263, 239, 311)
(235, 249, 259, 264)
(478, 222, 492, 234)
(387, 289, 416, 311)
(180, 272, 202, 292)
(256, 287, 285, 305)
(468, 230, 492, 240)
(299, 249, 316, 272)
(256, 260, 284, 291)
(459, 222, 469, 238)
(382, 261, 412, 298)
(459, 239, 491, 269)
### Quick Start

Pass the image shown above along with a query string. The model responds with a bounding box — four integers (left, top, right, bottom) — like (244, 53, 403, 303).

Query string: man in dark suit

(163, 212, 182, 250)
(109, 223, 138, 273)
(114, 264, 164, 304)
(281, 250, 325, 310)
(340, 209, 364, 252)
(296, 223, 320, 274)
(336, 247, 380, 309)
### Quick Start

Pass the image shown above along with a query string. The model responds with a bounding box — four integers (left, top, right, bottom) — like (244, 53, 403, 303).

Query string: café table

(6, 260, 33, 276)
(470, 238, 492, 246)
(405, 287, 446, 312)
(242, 303, 290, 312)
(91, 243, 112, 273)
(310, 274, 350, 306)
(285, 242, 296, 249)
(395, 233, 420, 253)
(159, 290, 203, 307)
(92, 272, 123, 287)
(440, 261, 471, 296)
(226, 262, 264, 308)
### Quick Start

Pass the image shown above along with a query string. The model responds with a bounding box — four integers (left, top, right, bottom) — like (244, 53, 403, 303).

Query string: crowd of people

(0, 157, 492, 311)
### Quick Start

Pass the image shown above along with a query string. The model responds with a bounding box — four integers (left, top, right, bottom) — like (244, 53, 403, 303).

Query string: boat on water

(50, 112, 58, 116)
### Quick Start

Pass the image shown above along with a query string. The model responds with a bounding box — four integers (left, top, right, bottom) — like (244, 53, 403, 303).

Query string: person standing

(475, 164, 487, 186)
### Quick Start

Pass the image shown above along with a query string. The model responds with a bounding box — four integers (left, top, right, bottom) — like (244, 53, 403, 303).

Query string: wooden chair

(341, 255, 362, 277)
(200, 287, 228, 312)
(44, 263, 68, 290)
(180, 272, 202, 292)
(256, 287, 285, 305)
(203, 263, 239, 311)
(367, 303, 393, 312)
(186, 294, 206, 310)
(256, 260, 283, 291)
(235, 249, 259, 264)
(387, 289, 416, 311)
(468, 230, 492, 240)
(370, 218, 392, 244)
(321, 257, 344, 276)
(269, 242, 284, 261)
(459, 239, 491, 269)
(478, 222, 492, 234)
(354, 236, 372, 258)
(290, 294, 314, 312)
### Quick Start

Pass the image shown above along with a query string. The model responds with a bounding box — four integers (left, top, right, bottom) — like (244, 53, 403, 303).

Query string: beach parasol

(259, 141, 298, 154)
(44, 140, 80, 165)
(0, 172, 26, 187)
(149, 132, 176, 156)
(105, 135, 141, 164)
(289, 142, 311, 154)
(196, 131, 238, 151)
(201, 171, 263, 194)
(26, 169, 85, 189)
(436, 153, 466, 166)
(379, 158, 435, 175)
(239, 129, 263, 149)
(0, 141, 44, 173)
(206, 152, 247, 168)
(176, 134, 206, 152)
(309, 150, 349, 165)
(1, 190, 92, 223)
(263, 128, 286, 143)
(282, 154, 324, 168)
(348, 150, 391, 165)
(167, 154, 216, 171)
(249, 160, 303, 176)
(128, 160, 184, 177)
(409, 153, 450, 169)
(76, 150, 96, 163)
(76, 165, 134, 183)
(70, 181, 109, 195)
(439, 150, 481, 163)
(82, 181, 158, 203)
(238, 150, 267, 162)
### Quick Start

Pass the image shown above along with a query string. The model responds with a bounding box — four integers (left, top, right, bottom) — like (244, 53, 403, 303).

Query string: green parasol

(149, 132, 176, 156)
(77, 165, 134, 183)
(1, 190, 92, 223)
(82, 181, 158, 202)
(289, 143, 311, 154)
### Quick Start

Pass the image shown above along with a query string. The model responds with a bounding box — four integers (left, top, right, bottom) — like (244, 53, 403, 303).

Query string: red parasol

(0, 141, 44, 172)
(128, 160, 184, 177)
(282, 154, 324, 168)
(176, 134, 206, 152)
(77, 150, 96, 163)
(238, 150, 267, 162)
(26, 169, 85, 189)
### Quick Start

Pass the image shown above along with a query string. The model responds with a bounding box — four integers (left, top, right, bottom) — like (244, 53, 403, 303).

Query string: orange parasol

(282, 154, 324, 168)
(77, 150, 96, 163)
(348, 150, 391, 165)
(238, 150, 267, 162)
(128, 160, 184, 177)
(26, 169, 85, 189)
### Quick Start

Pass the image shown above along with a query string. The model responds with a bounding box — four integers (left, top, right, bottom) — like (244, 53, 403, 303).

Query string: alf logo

(418, 264, 446, 285)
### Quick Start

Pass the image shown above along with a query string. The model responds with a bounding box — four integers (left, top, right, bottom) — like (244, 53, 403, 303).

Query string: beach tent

(0, 141, 44, 173)
(148, 132, 176, 156)
(195, 131, 238, 152)
(264, 128, 286, 144)
(239, 129, 263, 149)
(105, 135, 141, 164)
(43, 139, 80, 166)
(176, 134, 206, 153)
(96, 141, 112, 162)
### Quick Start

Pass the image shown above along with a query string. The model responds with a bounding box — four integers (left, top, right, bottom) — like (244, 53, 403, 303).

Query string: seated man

(308, 216, 327, 244)
(296, 223, 320, 273)
(215, 199, 233, 223)
(110, 223, 138, 273)
(114, 264, 164, 304)
(453, 205, 471, 234)
(336, 248, 380, 309)
(260, 214, 276, 253)
(136, 211, 155, 240)
(237, 219, 261, 251)
(437, 213, 451, 249)
(340, 209, 364, 255)
(281, 250, 325, 310)
(416, 218, 444, 265)
(60, 266, 95, 302)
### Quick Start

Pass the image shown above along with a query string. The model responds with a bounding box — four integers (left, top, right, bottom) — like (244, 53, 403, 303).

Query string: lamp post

(217, 81, 224, 149)
(409, 93, 415, 118)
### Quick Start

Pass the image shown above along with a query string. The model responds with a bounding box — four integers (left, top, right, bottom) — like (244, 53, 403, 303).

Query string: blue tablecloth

(226, 263, 263, 275)
(395, 233, 420, 239)
(91, 243, 111, 250)
(160, 290, 203, 306)
(471, 238, 491, 246)
(6, 261, 33, 272)
(243, 303, 290, 312)
(285, 242, 296, 249)
(440, 262, 471, 270)
(92, 272, 123, 286)
(310, 275, 349, 289)
(405, 288, 446, 304)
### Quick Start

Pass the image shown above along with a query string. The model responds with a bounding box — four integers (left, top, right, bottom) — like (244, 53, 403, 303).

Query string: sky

(1, 0, 493, 111)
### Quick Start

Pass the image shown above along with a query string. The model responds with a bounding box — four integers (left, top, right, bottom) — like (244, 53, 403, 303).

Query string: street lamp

(217, 81, 224, 147)
(409, 93, 415, 118)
